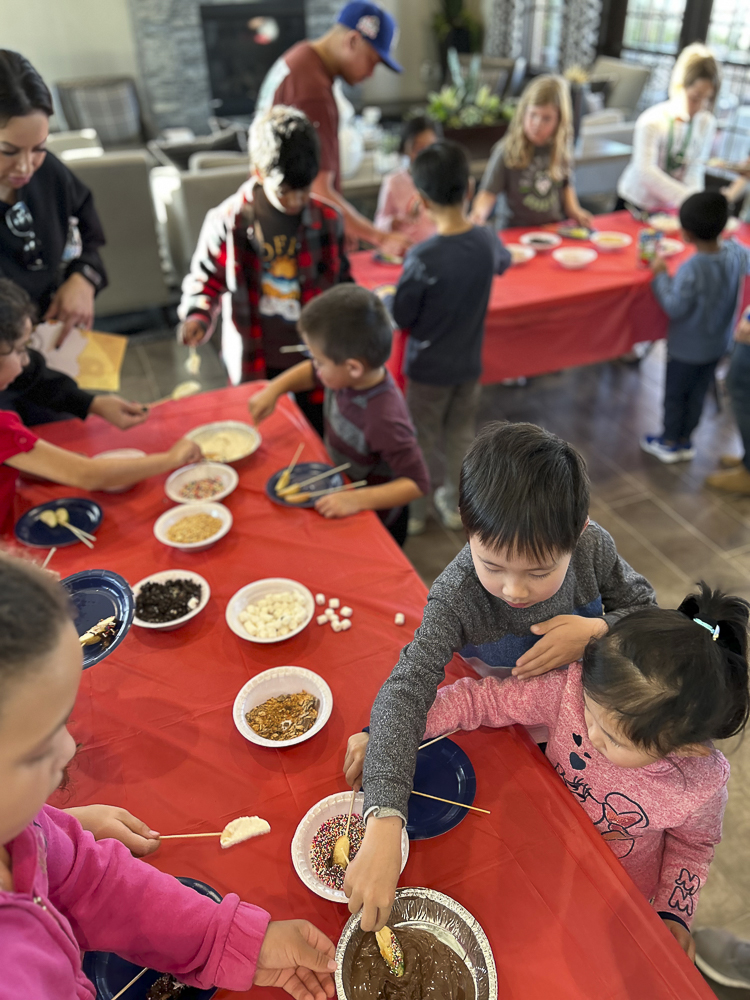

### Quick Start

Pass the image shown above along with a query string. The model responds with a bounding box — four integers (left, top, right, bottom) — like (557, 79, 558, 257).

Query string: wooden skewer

(159, 831, 222, 840)
(300, 480, 367, 500)
(343, 786, 357, 840)
(41, 547, 57, 570)
(418, 730, 460, 751)
(59, 522, 94, 549)
(411, 790, 490, 815)
(286, 462, 351, 491)
(111, 967, 148, 1000)
(279, 343, 308, 353)
(285, 442, 305, 478)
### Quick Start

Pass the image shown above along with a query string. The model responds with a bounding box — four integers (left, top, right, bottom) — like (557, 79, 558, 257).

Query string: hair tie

(694, 617, 720, 641)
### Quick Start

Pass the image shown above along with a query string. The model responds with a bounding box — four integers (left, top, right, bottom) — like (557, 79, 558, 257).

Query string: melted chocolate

(349, 928, 472, 1000)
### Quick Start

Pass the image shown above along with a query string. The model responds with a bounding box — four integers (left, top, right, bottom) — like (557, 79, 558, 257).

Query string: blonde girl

(470, 75, 592, 228)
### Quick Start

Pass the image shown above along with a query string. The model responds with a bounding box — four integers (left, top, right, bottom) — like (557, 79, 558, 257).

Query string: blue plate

(14, 497, 103, 548)
(61, 569, 135, 669)
(82, 877, 221, 999)
(266, 462, 344, 509)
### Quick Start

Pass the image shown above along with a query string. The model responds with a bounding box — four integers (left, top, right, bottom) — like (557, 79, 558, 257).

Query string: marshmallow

(316, 614, 328, 625)
(328, 597, 340, 609)
(340, 606, 353, 618)
(341, 619, 352, 631)
(315, 593, 326, 606)
(394, 613, 405, 626)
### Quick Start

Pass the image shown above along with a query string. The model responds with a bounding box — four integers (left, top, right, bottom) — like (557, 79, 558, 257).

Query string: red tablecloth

(351, 210, 750, 386)
(10, 386, 713, 999)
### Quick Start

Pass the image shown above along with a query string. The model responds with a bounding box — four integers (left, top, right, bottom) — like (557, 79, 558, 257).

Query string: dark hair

(459, 421, 590, 559)
(679, 190, 728, 241)
(582, 582, 750, 756)
(299, 284, 392, 369)
(411, 140, 470, 206)
(0, 278, 35, 350)
(0, 50, 53, 126)
(249, 105, 320, 190)
(0, 553, 73, 712)
(399, 115, 441, 154)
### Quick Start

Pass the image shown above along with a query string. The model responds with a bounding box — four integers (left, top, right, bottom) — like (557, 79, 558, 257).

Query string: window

(619, 0, 686, 107)
(519, 0, 566, 69)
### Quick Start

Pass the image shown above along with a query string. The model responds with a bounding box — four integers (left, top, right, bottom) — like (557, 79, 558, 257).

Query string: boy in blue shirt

(641, 191, 750, 463)
(392, 141, 511, 533)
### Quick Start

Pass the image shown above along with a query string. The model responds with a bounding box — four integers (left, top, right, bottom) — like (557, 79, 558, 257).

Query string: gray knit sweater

(364, 521, 657, 820)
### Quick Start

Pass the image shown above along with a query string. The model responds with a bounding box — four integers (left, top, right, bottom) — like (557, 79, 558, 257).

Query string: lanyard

(666, 115, 694, 176)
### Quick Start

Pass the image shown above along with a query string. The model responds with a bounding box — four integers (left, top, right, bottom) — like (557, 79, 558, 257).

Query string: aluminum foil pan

(335, 887, 497, 1000)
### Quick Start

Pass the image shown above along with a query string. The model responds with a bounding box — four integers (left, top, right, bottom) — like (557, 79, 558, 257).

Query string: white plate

(132, 570, 210, 631)
(233, 666, 333, 748)
(186, 420, 261, 464)
(507, 243, 536, 265)
(552, 246, 598, 269)
(659, 237, 686, 257)
(226, 577, 315, 644)
(153, 502, 232, 551)
(648, 213, 681, 233)
(590, 231, 633, 251)
(292, 791, 409, 903)
(165, 462, 239, 504)
(93, 449, 147, 493)
(519, 231, 562, 251)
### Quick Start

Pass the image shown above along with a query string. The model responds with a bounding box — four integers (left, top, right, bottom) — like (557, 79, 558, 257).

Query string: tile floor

(122, 331, 750, 997)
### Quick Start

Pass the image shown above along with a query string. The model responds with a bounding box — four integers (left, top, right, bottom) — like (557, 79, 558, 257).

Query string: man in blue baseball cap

(257, 1, 409, 255)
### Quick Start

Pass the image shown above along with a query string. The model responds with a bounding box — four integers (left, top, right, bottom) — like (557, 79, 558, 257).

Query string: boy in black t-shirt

(392, 141, 511, 534)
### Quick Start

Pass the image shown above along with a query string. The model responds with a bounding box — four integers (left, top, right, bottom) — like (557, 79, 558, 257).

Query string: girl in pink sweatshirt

(422, 582, 750, 962)
(374, 116, 440, 246)
(0, 553, 337, 1000)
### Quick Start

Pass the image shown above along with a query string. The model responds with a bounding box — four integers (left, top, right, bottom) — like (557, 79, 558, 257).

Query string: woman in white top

(618, 45, 744, 213)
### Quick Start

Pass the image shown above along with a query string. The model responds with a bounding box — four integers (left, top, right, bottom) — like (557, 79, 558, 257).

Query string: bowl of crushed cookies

(225, 578, 315, 643)
(233, 666, 333, 748)
(153, 502, 232, 551)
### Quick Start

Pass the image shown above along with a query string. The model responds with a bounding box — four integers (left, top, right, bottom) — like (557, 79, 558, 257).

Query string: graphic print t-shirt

(253, 185, 303, 369)
(480, 139, 568, 229)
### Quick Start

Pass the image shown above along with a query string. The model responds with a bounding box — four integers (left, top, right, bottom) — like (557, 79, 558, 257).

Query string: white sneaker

(434, 487, 463, 531)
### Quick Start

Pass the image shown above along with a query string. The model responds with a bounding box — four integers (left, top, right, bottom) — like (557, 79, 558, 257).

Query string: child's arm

(178, 203, 234, 347)
(469, 143, 504, 225)
(315, 477, 421, 519)
(374, 173, 399, 233)
(561, 185, 593, 228)
(63, 804, 160, 857)
(6, 437, 202, 491)
(492, 232, 512, 275)
(246, 361, 316, 424)
(392, 252, 429, 331)
(652, 772, 728, 948)
(651, 260, 699, 320)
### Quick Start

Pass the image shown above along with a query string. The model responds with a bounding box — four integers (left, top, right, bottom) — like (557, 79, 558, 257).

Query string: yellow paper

(75, 330, 128, 392)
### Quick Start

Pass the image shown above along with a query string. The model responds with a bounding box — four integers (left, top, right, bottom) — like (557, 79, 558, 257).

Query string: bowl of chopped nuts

(225, 578, 315, 643)
(233, 666, 333, 748)
(165, 462, 239, 504)
(153, 502, 232, 551)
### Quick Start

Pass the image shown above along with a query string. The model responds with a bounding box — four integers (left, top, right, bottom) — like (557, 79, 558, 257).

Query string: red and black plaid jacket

(178, 180, 352, 381)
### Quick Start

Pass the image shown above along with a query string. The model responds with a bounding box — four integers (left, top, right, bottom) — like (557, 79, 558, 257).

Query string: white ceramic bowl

(132, 570, 210, 631)
(165, 462, 239, 504)
(153, 502, 232, 552)
(648, 213, 681, 233)
(93, 449, 147, 493)
(507, 243, 536, 265)
(226, 577, 315, 644)
(186, 420, 261, 464)
(233, 666, 333, 749)
(590, 230, 633, 251)
(659, 237, 686, 258)
(292, 791, 410, 903)
(519, 231, 562, 251)
(552, 246, 598, 269)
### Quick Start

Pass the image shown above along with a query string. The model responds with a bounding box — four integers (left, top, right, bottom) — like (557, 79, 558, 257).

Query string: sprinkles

(179, 476, 225, 501)
(310, 813, 366, 890)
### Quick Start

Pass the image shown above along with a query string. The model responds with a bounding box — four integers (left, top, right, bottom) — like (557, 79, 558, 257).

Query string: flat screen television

(200, 2, 306, 117)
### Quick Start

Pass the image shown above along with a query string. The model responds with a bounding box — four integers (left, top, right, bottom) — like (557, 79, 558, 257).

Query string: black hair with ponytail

(0, 50, 53, 127)
(582, 582, 750, 756)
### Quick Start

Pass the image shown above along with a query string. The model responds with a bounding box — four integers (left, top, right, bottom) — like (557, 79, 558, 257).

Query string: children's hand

(315, 491, 363, 519)
(734, 317, 750, 344)
(64, 805, 161, 857)
(248, 385, 280, 425)
(661, 918, 695, 961)
(255, 919, 337, 1000)
(178, 318, 210, 347)
(168, 437, 203, 468)
(513, 616, 608, 678)
(379, 230, 411, 258)
(344, 816, 403, 931)
(344, 732, 370, 790)
(573, 208, 594, 228)
(89, 394, 149, 430)
(651, 254, 668, 275)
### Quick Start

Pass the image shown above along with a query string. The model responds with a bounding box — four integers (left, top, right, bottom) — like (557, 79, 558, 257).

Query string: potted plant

(433, 0, 484, 62)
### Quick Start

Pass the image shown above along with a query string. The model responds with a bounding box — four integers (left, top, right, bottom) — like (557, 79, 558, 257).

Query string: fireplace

(200, 1, 307, 117)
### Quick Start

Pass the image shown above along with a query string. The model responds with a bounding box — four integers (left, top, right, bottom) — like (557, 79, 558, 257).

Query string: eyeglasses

(5, 201, 45, 271)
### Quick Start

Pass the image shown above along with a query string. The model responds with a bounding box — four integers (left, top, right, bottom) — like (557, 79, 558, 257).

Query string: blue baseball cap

(337, 2, 403, 73)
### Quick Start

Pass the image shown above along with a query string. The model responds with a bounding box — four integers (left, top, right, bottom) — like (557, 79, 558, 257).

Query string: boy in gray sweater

(342, 421, 656, 932)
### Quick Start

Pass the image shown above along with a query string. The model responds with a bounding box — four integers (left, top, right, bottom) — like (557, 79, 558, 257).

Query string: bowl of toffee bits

(233, 666, 333, 748)
(132, 570, 210, 631)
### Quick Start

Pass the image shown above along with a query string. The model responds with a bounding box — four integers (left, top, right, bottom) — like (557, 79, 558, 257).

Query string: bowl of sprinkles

(154, 502, 232, 551)
(233, 665, 332, 749)
(165, 462, 239, 504)
(292, 791, 409, 903)
(132, 570, 210, 631)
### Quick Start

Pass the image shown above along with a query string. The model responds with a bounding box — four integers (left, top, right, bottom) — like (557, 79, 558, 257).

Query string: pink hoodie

(425, 662, 729, 929)
(0, 805, 270, 999)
